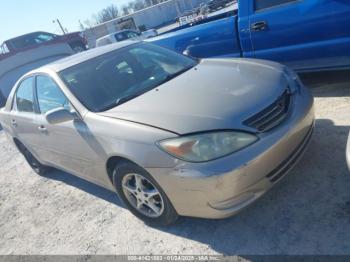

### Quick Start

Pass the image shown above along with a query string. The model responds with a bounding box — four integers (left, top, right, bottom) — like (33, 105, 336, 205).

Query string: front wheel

(112, 161, 178, 226)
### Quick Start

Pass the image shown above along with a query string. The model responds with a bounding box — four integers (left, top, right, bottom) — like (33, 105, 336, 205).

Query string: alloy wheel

(122, 173, 164, 218)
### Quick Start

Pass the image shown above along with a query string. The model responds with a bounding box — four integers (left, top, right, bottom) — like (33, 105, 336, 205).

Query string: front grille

(243, 90, 291, 132)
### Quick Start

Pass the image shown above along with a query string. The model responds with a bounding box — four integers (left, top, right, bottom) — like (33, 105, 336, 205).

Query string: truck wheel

(18, 143, 51, 176)
(71, 43, 86, 53)
(112, 161, 178, 226)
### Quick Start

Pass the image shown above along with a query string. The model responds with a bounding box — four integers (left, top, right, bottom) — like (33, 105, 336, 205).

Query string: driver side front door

(34, 74, 103, 180)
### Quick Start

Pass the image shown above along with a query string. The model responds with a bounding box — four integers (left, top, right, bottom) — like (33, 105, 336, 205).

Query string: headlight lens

(158, 131, 258, 162)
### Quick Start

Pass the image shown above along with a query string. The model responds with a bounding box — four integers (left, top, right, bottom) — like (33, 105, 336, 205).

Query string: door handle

(251, 21, 268, 32)
(38, 125, 47, 132)
(11, 119, 17, 127)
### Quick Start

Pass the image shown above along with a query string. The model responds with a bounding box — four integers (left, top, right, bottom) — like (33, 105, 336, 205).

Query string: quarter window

(15, 78, 35, 113)
(255, 0, 298, 11)
(36, 75, 70, 114)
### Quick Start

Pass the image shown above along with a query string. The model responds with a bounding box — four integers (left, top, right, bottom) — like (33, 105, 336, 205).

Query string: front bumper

(148, 85, 315, 219)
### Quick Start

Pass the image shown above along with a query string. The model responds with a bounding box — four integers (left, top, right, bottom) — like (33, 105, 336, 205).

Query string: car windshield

(59, 43, 197, 112)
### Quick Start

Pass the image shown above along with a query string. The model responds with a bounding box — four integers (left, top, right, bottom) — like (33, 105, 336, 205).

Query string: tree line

(80, 0, 169, 29)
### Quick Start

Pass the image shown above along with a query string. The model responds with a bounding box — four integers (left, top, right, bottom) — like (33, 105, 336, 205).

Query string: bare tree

(96, 4, 119, 23)
(125, 2, 135, 13)
(144, 0, 153, 7)
(82, 18, 95, 28)
(82, 0, 170, 28)
(122, 5, 130, 15)
(133, 0, 147, 11)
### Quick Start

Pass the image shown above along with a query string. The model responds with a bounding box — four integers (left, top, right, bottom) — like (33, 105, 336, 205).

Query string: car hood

(98, 58, 289, 134)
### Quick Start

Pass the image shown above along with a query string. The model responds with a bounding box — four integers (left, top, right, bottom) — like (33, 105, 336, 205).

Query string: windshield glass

(59, 43, 197, 112)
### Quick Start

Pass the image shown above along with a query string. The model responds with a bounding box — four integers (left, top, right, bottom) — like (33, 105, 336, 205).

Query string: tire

(70, 43, 86, 53)
(112, 161, 178, 226)
(17, 143, 51, 176)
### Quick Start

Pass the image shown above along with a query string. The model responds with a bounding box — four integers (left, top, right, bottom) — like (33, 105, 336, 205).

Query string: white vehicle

(96, 29, 158, 47)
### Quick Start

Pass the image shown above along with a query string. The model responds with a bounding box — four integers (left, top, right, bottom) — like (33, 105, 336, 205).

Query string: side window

(255, 0, 298, 11)
(34, 33, 56, 44)
(125, 31, 139, 39)
(36, 75, 71, 114)
(115, 33, 127, 42)
(15, 78, 35, 113)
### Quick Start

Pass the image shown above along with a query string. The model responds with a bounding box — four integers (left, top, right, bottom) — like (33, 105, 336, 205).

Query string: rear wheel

(70, 42, 86, 53)
(112, 161, 178, 226)
(17, 143, 51, 176)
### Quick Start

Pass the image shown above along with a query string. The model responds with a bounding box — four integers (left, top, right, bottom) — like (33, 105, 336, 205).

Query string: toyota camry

(0, 41, 314, 225)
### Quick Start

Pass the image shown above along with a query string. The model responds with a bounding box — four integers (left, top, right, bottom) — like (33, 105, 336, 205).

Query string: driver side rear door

(10, 76, 44, 158)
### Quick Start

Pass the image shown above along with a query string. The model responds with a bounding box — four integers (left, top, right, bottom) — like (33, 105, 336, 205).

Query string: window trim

(254, 0, 302, 13)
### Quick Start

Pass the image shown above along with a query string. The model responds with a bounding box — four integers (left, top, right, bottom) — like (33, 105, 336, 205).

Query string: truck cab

(240, 0, 350, 71)
(151, 0, 350, 72)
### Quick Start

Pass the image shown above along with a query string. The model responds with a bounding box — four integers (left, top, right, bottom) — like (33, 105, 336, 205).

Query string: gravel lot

(0, 71, 350, 255)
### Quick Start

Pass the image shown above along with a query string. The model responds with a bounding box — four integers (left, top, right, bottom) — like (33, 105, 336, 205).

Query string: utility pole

(53, 19, 66, 35)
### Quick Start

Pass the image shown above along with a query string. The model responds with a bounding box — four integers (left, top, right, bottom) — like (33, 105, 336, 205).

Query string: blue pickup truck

(151, 0, 350, 72)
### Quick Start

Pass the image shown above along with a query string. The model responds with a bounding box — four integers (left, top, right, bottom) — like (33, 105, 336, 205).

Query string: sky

(0, 0, 133, 43)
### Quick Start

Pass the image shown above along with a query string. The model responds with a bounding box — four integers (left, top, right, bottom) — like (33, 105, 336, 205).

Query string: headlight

(157, 131, 258, 162)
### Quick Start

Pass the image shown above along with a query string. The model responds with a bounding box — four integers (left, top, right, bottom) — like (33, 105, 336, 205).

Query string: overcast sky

(0, 0, 133, 43)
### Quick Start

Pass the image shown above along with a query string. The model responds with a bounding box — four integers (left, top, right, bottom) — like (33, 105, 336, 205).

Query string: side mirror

(45, 107, 79, 124)
(183, 49, 191, 56)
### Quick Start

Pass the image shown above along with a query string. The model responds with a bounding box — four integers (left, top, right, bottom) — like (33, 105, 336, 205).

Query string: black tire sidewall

(19, 144, 50, 176)
(112, 161, 178, 226)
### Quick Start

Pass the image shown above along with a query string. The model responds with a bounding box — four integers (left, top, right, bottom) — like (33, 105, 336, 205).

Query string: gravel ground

(0, 71, 350, 255)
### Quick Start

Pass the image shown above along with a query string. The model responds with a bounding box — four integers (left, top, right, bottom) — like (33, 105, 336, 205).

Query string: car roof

(36, 40, 139, 73)
(98, 29, 137, 39)
(5, 31, 53, 42)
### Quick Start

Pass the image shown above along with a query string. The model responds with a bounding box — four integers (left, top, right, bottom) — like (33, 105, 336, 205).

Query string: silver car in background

(96, 29, 158, 47)
(0, 41, 314, 225)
